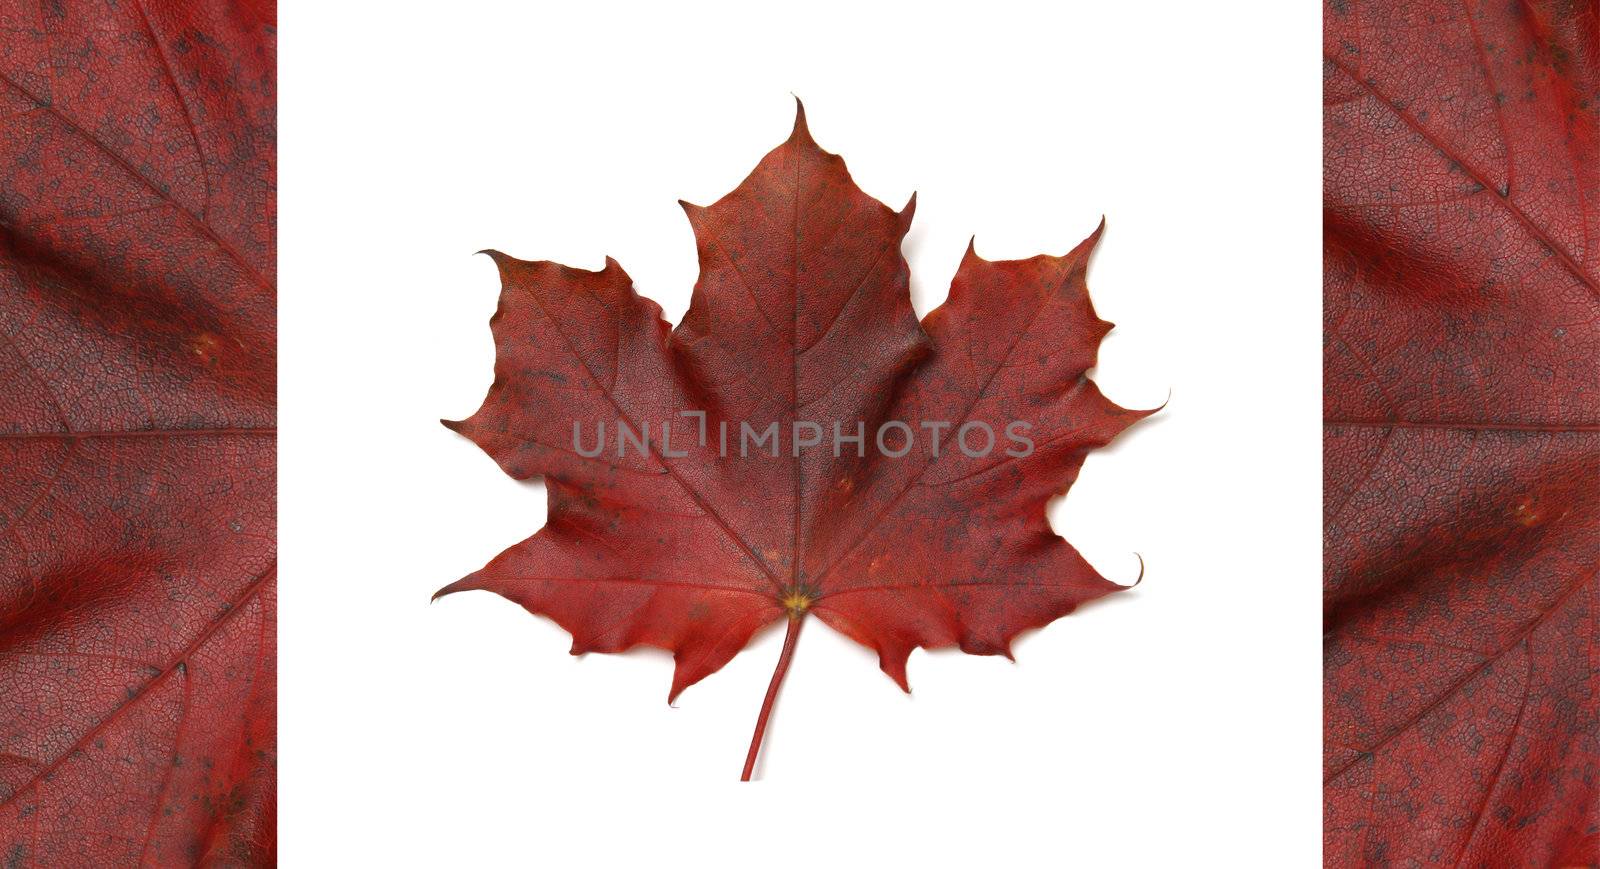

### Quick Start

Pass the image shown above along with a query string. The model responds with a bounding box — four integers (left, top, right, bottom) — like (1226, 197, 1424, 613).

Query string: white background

(281, 1, 1321, 864)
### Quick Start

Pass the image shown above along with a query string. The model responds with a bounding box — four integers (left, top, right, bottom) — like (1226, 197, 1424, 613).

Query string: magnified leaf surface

(0, 1, 275, 862)
(1324, 1, 1598, 863)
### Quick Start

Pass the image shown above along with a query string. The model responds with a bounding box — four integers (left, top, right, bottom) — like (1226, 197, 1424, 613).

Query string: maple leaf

(438, 102, 1152, 779)
(0, 1, 275, 863)
(1324, 0, 1599, 863)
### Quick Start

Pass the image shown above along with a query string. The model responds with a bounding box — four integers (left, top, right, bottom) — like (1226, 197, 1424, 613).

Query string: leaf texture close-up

(1324, 0, 1599, 864)
(0, 1, 276, 864)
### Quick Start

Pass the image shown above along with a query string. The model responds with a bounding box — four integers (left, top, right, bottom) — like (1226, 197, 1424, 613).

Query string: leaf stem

(740, 613, 804, 781)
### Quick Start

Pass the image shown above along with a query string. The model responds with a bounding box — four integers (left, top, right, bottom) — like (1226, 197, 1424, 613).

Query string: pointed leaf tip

(963, 235, 980, 262)
(787, 96, 813, 145)
(1083, 217, 1107, 250)
(879, 650, 912, 693)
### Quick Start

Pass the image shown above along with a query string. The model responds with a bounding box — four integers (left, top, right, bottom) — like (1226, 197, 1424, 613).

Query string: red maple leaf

(0, 1, 275, 863)
(1324, 1, 1599, 863)
(438, 103, 1152, 779)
